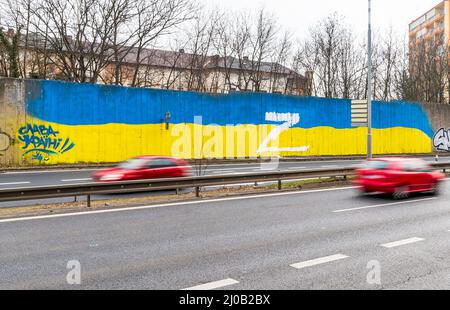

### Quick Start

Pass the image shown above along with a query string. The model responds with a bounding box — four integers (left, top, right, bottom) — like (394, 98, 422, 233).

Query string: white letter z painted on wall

(257, 112, 310, 155)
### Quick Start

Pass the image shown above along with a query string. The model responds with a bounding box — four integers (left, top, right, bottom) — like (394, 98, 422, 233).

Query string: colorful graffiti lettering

(18, 123, 75, 162)
(433, 128, 450, 152)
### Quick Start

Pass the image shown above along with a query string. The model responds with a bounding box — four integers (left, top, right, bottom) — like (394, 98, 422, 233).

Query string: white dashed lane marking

(0, 182, 31, 186)
(333, 198, 437, 213)
(61, 179, 92, 182)
(290, 254, 349, 270)
(381, 237, 425, 249)
(182, 278, 239, 290)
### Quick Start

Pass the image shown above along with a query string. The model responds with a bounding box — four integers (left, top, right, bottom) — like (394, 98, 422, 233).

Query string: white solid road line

(290, 254, 349, 270)
(333, 198, 437, 213)
(0, 182, 31, 186)
(3, 169, 98, 175)
(61, 178, 92, 182)
(182, 278, 239, 291)
(0, 186, 358, 224)
(381, 237, 425, 248)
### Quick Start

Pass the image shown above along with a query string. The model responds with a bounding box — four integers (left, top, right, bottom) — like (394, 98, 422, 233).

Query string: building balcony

(425, 19, 435, 28)
(435, 13, 445, 22)
(435, 27, 445, 34)
(425, 32, 434, 40)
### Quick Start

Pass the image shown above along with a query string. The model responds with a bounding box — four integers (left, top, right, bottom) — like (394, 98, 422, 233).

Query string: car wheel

(393, 185, 410, 200)
(357, 187, 370, 196)
(430, 182, 440, 196)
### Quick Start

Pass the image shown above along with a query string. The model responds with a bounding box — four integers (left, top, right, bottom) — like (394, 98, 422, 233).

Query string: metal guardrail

(0, 163, 449, 207)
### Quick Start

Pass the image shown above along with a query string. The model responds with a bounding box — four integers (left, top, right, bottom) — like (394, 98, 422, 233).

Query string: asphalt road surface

(0, 179, 449, 289)
(0, 156, 449, 208)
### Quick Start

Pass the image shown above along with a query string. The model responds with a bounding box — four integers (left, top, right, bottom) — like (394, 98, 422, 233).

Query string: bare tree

(335, 27, 366, 99)
(128, 0, 197, 87)
(298, 13, 359, 99)
(162, 41, 188, 90)
(183, 11, 219, 92)
(213, 13, 236, 93)
(405, 32, 448, 104)
(230, 12, 252, 91)
(269, 31, 292, 94)
(4, 0, 438, 104)
(107, 0, 134, 85)
(376, 27, 400, 101)
(249, 8, 278, 92)
(24, 0, 115, 83)
(0, 0, 31, 77)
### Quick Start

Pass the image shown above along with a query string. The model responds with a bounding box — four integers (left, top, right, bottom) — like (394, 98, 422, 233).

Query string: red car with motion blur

(354, 158, 445, 199)
(92, 156, 193, 182)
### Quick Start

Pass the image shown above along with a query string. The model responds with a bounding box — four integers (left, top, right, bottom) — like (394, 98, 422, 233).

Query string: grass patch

(266, 176, 356, 190)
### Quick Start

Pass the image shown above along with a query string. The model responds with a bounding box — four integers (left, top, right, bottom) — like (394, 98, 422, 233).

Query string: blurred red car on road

(354, 158, 445, 199)
(92, 156, 193, 182)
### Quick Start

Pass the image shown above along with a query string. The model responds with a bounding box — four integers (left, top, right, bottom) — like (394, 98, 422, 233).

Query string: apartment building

(0, 28, 312, 96)
(409, 1, 449, 49)
(408, 1, 450, 103)
(100, 48, 311, 96)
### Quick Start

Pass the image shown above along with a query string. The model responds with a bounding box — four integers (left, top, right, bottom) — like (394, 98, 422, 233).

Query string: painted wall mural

(14, 79, 436, 164)
(17, 123, 75, 163)
(433, 128, 450, 152)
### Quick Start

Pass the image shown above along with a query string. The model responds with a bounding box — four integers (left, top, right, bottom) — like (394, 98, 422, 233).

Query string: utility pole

(367, 0, 373, 159)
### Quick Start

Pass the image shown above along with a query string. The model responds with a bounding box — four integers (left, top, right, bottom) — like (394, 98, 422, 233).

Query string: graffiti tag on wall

(433, 128, 450, 152)
(0, 131, 13, 156)
(18, 124, 75, 162)
(257, 112, 310, 155)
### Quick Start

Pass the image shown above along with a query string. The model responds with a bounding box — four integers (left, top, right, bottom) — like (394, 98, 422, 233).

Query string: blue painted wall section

(13, 79, 436, 163)
(25, 80, 434, 137)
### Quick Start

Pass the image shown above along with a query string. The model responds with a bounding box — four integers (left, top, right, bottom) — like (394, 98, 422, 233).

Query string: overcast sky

(199, 0, 442, 39)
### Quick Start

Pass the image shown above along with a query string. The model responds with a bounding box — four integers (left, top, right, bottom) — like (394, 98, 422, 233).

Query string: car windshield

(117, 158, 147, 170)
(364, 160, 390, 170)
(401, 160, 431, 172)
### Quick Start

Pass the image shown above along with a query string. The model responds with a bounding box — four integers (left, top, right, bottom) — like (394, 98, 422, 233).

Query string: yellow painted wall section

(18, 118, 432, 164)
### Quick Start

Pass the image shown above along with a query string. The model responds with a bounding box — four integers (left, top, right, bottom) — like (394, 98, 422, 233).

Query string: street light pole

(367, 0, 373, 159)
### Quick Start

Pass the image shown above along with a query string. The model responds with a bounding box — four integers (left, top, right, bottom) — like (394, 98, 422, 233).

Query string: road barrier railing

(0, 163, 449, 207)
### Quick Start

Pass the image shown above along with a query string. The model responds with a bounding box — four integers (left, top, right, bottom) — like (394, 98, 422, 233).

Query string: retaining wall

(1, 78, 449, 166)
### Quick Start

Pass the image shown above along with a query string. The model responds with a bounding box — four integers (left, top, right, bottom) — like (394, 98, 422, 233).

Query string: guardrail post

(278, 180, 282, 191)
(87, 195, 91, 208)
(195, 187, 200, 197)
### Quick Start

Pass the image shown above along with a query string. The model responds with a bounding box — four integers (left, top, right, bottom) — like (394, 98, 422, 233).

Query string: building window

(410, 15, 426, 32)
(426, 9, 436, 21)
